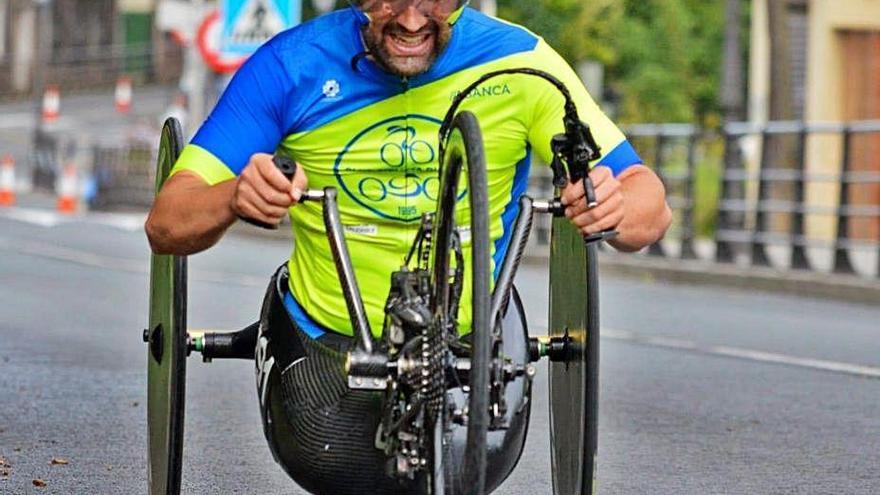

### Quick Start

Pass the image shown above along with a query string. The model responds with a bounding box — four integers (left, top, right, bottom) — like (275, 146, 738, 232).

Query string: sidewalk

(6, 194, 876, 305)
(227, 219, 880, 305)
(524, 242, 880, 306)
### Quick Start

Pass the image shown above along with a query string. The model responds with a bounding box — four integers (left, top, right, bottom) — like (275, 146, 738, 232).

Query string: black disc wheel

(146, 118, 188, 495)
(548, 223, 601, 495)
(424, 110, 491, 495)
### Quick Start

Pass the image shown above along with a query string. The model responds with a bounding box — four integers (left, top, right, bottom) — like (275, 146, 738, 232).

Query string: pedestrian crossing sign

(220, 0, 301, 56)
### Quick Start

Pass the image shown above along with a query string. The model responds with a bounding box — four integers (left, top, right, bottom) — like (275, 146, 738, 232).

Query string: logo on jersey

(449, 83, 512, 101)
(322, 79, 341, 99)
(335, 114, 462, 222)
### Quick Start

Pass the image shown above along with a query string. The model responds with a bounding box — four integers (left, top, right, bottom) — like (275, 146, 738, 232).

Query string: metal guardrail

(526, 120, 880, 280)
(90, 143, 157, 209)
(8, 116, 879, 281)
(0, 124, 159, 209)
(0, 41, 183, 99)
(716, 120, 880, 276)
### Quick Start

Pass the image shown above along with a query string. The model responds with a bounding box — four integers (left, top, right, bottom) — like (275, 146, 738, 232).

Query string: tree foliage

(496, 0, 622, 66)
(498, 0, 726, 125)
(301, 1, 728, 124)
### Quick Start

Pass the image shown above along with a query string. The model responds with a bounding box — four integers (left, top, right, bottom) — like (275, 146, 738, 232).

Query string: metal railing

(6, 114, 878, 282)
(526, 120, 880, 280)
(0, 41, 183, 99)
(716, 120, 880, 277)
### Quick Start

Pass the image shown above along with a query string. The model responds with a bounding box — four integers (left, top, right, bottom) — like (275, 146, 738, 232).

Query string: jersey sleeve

(170, 42, 292, 185)
(527, 40, 641, 177)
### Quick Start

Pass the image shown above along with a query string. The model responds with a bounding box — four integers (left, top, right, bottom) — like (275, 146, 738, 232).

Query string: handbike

(145, 69, 613, 495)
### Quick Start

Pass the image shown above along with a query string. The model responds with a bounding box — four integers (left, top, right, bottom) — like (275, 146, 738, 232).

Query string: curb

(226, 225, 880, 306)
(524, 250, 880, 306)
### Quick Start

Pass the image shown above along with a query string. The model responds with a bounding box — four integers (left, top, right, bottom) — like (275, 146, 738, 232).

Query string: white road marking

(0, 237, 265, 287)
(0, 207, 62, 227)
(5, 227, 878, 381)
(0, 113, 35, 130)
(530, 322, 880, 380)
(0, 207, 146, 232)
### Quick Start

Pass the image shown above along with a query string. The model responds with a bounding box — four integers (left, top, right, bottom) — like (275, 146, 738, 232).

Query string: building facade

(749, 0, 880, 241)
(0, 0, 180, 98)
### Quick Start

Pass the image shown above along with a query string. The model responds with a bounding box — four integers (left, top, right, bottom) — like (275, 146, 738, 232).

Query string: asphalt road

(0, 208, 878, 494)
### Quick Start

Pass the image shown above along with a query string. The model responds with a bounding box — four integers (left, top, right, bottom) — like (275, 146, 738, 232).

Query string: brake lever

(555, 118, 618, 244)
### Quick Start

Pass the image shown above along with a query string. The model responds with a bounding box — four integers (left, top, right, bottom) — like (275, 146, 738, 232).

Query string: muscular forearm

(608, 166, 672, 252)
(145, 173, 238, 255)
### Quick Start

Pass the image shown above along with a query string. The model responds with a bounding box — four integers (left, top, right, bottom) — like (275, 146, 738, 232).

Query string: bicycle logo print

(380, 125, 436, 168)
(335, 114, 451, 222)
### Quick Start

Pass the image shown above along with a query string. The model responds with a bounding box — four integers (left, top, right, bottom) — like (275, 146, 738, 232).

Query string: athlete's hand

(231, 153, 309, 228)
(560, 166, 625, 236)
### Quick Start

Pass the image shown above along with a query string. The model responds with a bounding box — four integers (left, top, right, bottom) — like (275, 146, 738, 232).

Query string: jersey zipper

(401, 75, 414, 255)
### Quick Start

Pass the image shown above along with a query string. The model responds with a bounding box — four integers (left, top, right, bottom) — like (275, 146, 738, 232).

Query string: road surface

(1, 208, 878, 494)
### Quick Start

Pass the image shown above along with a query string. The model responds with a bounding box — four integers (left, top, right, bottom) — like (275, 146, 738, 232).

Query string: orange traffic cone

(115, 76, 132, 114)
(0, 154, 15, 207)
(42, 85, 61, 124)
(56, 163, 77, 214)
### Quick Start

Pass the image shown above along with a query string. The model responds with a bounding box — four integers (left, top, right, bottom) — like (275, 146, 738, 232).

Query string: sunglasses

(352, 0, 468, 19)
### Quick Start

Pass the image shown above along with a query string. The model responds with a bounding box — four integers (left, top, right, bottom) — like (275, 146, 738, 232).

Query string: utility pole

(470, 0, 496, 16)
(720, 0, 744, 123)
(767, 0, 794, 122)
(183, 0, 210, 137)
(312, 0, 336, 14)
(32, 0, 53, 135)
(30, 0, 56, 191)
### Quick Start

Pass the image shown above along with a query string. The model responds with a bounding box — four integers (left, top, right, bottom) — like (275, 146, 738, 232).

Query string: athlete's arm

(526, 39, 671, 251)
(144, 37, 307, 255)
(560, 165, 671, 252)
(145, 153, 308, 255)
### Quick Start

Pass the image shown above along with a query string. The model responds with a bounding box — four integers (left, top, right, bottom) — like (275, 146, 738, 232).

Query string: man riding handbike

(145, 1, 671, 494)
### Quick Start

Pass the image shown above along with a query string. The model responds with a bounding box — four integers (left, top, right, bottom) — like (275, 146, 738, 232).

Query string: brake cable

(438, 68, 604, 210)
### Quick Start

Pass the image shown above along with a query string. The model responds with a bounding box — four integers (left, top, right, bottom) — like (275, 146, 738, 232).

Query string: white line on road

(0, 237, 266, 287)
(0, 113, 35, 130)
(530, 322, 880, 379)
(0, 207, 146, 232)
(5, 230, 879, 380)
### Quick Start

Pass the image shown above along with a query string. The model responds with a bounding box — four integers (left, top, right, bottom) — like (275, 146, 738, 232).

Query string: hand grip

(582, 175, 598, 208)
(237, 156, 297, 230)
(273, 155, 297, 181)
(581, 175, 617, 244)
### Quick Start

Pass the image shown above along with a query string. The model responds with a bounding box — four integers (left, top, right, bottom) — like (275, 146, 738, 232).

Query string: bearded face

(358, 1, 458, 77)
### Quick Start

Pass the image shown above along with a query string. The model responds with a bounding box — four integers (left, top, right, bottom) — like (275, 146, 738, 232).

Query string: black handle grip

(273, 155, 297, 180)
(582, 175, 598, 208)
(237, 155, 297, 230)
(580, 175, 618, 244)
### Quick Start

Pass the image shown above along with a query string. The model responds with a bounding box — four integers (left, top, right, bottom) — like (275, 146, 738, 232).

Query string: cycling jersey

(171, 7, 642, 337)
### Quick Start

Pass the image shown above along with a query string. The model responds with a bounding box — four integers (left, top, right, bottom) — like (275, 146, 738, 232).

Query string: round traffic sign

(196, 10, 248, 74)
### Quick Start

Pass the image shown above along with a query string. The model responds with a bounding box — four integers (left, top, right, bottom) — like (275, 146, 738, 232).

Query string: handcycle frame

(146, 68, 611, 495)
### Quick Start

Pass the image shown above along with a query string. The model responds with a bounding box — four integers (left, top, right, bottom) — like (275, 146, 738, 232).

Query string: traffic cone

(115, 76, 132, 114)
(42, 85, 61, 124)
(0, 155, 15, 207)
(56, 163, 77, 214)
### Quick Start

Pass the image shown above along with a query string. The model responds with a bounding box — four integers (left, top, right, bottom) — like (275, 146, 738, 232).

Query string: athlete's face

(360, 0, 458, 77)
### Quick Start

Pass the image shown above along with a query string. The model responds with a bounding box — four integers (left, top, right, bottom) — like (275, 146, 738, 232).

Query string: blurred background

(0, 0, 877, 278)
(0, 1, 878, 494)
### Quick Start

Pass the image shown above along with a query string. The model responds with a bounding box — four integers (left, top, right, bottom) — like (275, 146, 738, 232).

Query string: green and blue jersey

(171, 8, 641, 338)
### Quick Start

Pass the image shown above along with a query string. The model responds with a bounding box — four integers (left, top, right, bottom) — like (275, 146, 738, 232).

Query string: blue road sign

(220, 0, 301, 57)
